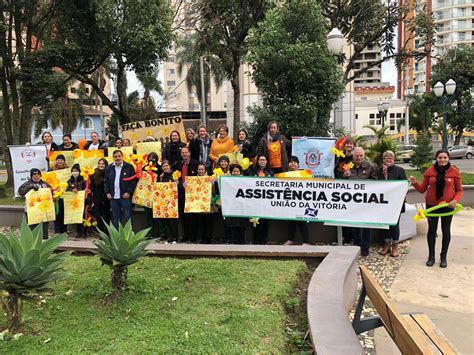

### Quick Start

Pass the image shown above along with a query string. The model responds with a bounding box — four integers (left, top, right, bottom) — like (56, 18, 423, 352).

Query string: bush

(94, 221, 151, 296)
(363, 125, 398, 166)
(0, 220, 69, 332)
(412, 133, 433, 170)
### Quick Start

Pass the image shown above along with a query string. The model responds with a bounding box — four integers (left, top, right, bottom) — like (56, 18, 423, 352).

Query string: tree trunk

(6, 292, 21, 333)
(454, 130, 463, 146)
(231, 65, 240, 141)
(111, 267, 127, 294)
(116, 59, 130, 123)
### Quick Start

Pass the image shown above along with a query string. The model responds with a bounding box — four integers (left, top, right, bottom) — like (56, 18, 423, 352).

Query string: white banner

(220, 177, 408, 226)
(292, 137, 335, 178)
(8, 145, 48, 197)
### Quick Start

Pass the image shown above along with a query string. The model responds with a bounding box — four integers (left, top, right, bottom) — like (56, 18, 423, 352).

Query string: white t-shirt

(88, 143, 100, 150)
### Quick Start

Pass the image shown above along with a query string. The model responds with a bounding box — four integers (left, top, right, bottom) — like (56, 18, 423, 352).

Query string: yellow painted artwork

(25, 188, 56, 225)
(106, 146, 134, 164)
(136, 142, 162, 159)
(185, 176, 212, 213)
(152, 182, 179, 218)
(63, 191, 85, 225)
(132, 172, 156, 208)
(42, 169, 71, 186)
(49, 151, 75, 168)
(73, 149, 104, 169)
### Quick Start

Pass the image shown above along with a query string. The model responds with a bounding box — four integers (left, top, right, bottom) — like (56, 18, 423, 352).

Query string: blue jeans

(110, 198, 132, 228)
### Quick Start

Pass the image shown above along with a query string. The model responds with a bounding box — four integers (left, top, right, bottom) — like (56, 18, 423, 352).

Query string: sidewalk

(374, 208, 474, 354)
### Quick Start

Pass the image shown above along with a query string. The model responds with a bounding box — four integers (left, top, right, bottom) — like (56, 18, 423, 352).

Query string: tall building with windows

(353, 44, 383, 87)
(398, 0, 474, 99)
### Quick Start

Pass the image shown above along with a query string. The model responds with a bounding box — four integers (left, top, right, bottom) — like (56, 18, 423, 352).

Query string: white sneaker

(283, 240, 294, 246)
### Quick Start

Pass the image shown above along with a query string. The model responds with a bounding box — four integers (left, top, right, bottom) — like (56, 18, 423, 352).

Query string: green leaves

(0, 219, 69, 294)
(93, 221, 151, 272)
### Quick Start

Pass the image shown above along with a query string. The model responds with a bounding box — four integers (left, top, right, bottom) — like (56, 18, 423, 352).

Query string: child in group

(283, 156, 310, 245)
(66, 164, 86, 238)
(195, 163, 215, 244)
(224, 164, 248, 244)
(215, 155, 231, 242)
(143, 152, 165, 239)
(159, 160, 179, 243)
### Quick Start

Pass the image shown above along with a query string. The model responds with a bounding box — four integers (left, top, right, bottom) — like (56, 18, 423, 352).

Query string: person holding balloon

(409, 149, 463, 268)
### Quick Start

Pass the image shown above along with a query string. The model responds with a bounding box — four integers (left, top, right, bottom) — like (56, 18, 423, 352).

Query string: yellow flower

(131, 133, 137, 139)
(330, 147, 346, 158)
(172, 171, 181, 180)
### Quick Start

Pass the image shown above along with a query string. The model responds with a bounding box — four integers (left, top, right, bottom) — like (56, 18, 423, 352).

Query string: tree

(319, 0, 435, 83)
(430, 45, 474, 145)
(362, 125, 398, 166)
(408, 93, 441, 133)
(175, 33, 225, 111)
(412, 133, 433, 171)
(246, 0, 344, 138)
(48, 0, 174, 123)
(192, 0, 267, 138)
(0, 1, 67, 185)
(136, 68, 163, 108)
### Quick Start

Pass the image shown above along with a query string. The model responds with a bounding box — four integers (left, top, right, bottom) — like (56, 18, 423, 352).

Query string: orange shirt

(267, 141, 282, 169)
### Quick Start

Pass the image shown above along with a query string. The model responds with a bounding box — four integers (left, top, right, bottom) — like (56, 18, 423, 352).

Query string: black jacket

(18, 178, 51, 197)
(84, 140, 107, 150)
(173, 159, 199, 190)
(249, 166, 274, 177)
(377, 164, 407, 213)
(189, 137, 212, 165)
(90, 169, 107, 203)
(66, 175, 86, 191)
(163, 141, 187, 166)
(58, 142, 78, 151)
(104, 162, 137, 198)
(237, 139, 255, 159)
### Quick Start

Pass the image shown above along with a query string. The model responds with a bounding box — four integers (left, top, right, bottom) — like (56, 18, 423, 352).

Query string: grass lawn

(0, 256, 309, 353)
(405, 169, 474, 185)
(0, 183, 24, 206)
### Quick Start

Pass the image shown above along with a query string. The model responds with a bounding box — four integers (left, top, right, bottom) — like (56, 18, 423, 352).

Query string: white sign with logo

(292, 138, 335, 178)
(220, 176, 408, 226)
(8, 145, 48, 197)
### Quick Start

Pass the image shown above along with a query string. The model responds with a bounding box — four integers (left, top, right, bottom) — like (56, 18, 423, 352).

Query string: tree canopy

(246, 0, 344, 138)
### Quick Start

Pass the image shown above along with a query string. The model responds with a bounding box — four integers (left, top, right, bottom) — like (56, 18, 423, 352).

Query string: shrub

(0, 220, 69, 332)
(94, 221, 151, 296)
(412, 133, 433, 170)
(363, 125, 398, 166)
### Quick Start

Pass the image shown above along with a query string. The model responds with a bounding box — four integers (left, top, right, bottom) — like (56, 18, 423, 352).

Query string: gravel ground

(1, 225, 410, 354)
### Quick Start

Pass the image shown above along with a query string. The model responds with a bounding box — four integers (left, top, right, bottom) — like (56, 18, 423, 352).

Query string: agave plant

(94, 221, 151, 295)
(0, 220, 69, 332)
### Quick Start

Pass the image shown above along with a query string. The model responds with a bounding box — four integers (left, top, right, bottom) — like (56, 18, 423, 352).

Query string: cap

(218, 155, 230, 163)
(56, 154, 66, 161)
(30, 168, 41, 177)
(71, 163, 81, 172)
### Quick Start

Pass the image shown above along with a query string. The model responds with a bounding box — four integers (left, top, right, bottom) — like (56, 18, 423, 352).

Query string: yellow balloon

(241, 158, 250, 170)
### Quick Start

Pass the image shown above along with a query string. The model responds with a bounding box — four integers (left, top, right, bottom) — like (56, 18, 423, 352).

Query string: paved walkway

(375, 208, 474, 354)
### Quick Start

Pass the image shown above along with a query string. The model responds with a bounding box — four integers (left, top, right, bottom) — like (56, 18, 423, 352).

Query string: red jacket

(413, 165, 463, 206)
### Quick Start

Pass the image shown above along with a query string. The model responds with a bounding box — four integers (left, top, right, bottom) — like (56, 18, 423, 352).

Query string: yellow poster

(42, 169, 71, 187)
(72, 149, 104, 169)
(132, 172, 156, 208)
(25, 188, 56, 225)
(49, 151, 75, 168)
(185, 176, 212, 213)
(106, 146, 134, 164)
(153, 182, 179, 218)
(219, 152, 243, 164)
(121, 116, 185, 147)
(63, 191, 85, 225)
(136, 142, 162, 160)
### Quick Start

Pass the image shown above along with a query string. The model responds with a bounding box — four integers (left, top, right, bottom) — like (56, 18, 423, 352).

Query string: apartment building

(353, 44, 383, 87)
(398, 0, 474, 99)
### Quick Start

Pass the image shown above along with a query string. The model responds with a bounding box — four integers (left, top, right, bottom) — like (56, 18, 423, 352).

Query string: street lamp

(377, 99, 390, 127)
(433, 79, 456, 149)
(327, 28, 344, 56)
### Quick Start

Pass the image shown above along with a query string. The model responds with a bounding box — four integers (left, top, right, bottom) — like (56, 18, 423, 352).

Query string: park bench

(352, 265, 457, 354)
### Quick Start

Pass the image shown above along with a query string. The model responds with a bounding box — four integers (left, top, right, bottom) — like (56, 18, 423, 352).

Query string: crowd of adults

(18, 122, 463, 267)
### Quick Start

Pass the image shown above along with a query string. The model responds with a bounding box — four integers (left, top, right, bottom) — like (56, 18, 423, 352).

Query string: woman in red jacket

(409, 149, 463, 268)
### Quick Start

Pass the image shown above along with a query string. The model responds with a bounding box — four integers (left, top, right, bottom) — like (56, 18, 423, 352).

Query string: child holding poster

(159, 160, 179, 243)
(18, 168, 52, 239)
(224, 164, 248, 244)
(195, 163, 215, 244)
(66, 164, 87, 237)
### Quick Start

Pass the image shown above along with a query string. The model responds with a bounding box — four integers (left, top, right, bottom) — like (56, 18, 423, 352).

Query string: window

(390, 113, 395, 118)
(365, 53, 376, 60)
(361, 97, 368, 101)
(390, 125, 395, 131)
(85, 88, 89, 94)
(367, 72, 373, 78)
(167, 68, 175, 75)
(168, 56, 175, 62)
(82, 117, 93, 130)
(167, 80, 176, 86)
(390, 119, 395, 125)
(355, 114, 358, 120)
(70, 87, 77, 94)
(396, 113, 402, 118)
(458, 32, 466, 41)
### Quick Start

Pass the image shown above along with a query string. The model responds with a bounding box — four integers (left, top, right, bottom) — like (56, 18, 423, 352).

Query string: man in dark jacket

(84, 131, 107, 150)
(18, 168, 51, 239)
(172, 146, 198, 242)
(104, 150, 137, 227)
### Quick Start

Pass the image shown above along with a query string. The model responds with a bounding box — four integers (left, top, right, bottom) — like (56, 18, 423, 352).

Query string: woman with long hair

(163, 130, 186, 166)
(90, 158, 110, 232)
(409, 149, 463, 268)
(256, 121, 291, 173)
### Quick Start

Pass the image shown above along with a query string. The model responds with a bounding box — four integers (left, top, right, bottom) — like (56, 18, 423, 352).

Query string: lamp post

(377, 99, 390, 127)
(327, 28, 344, 129)
(433, 79, 456, 149)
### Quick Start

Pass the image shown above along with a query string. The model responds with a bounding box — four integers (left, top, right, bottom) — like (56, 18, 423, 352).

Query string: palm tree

(175, 33, 225, 110)
(363, 125, 398, 166)
(136, 67, 163, 108)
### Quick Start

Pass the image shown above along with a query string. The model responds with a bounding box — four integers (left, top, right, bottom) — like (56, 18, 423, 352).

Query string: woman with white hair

(376, 150, 407, 257)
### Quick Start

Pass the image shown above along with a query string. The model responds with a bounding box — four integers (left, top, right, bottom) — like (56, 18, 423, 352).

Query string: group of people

(335, 139, 463, 267)
(21, 125, 463, 268)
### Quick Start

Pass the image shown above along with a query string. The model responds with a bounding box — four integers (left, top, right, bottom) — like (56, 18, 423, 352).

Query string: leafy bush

(412, 134, 433, 170)
(94, 221, 151, 295)
(0, 220, 69, 332)
(363, 125, 398, 166)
